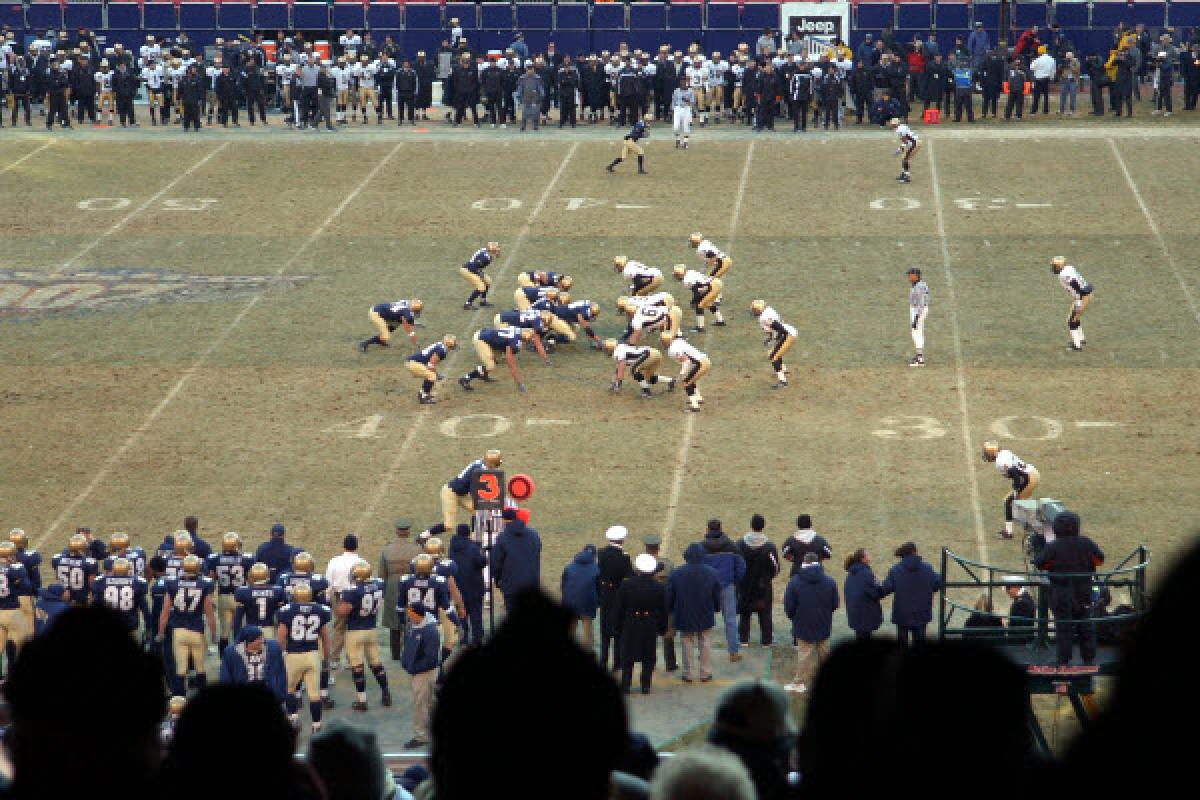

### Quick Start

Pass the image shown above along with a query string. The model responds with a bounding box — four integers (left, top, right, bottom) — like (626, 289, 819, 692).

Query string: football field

(2, 123, 1198, 743)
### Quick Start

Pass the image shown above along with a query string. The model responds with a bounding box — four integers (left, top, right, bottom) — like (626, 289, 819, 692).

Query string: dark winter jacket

(843, 561, 883, 634)
(736, 533, 780, 613)
(1035, 522, 1104, 610)
(34, 583, 69, 635)
(447, 533, 487, 602)
(218, 633, 287, 700)
(560, 546, 600, 618)
(401, 613, 441, 674)
(491, 519, 541, 598)
(666, 543, 722, 634)
(783, 564, 839, 643)
(881, 554, 942, 627)
(701, 532, 746, 589)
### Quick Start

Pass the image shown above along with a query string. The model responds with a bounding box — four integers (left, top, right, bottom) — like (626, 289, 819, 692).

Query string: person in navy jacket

(560, 544, 600, 651)
(447, 524, 487, 646)
(33, 582, 70, 635)
(880, 541, 942, 645)
(700, 520, 747, 662)
(667, 542, 722, 683)
(842, 548, 883, 640)
(491, 508, 542, 608)
(402, 601, 441, 749)
(783, 553, 839, 693)
(219, 625, 287, 701)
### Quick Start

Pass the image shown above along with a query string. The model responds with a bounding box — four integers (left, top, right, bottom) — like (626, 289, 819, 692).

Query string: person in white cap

(613, 553, 668, 694)
(597, 526, 632, 671)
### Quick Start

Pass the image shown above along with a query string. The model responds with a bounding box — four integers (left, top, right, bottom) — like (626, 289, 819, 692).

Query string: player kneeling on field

(605, 338, 676, 398)
(407, 335, 457, 405)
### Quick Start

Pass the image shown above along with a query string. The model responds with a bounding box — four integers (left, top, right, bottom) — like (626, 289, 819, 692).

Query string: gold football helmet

(617, 297, 635, 315)
(0, 542, 15, 563)
(168, 696, 188, 717)
(181, 554, 202, 577)
(248, 562, 270, 585)
(540, 311, 554, 328)
(688, 233, 703, 248)
(8, 529, 28, 550)
(982, 441, 1000, 462)
(519, 328, 535, 343)
(558, 292, 571, 305)
(292, 551, 315, 574)
(172, 531, 193, 556)
(109, 531, 130, 553)
(544, 288, 560, 303)
(588, 302, 600, 318)
(613, 256, 628, 270)
(672, 264, 687, 281)
(750, 299, 766, 316)
(411, 299, 425, 315)
(424, 537, 444, 557)
(603, 338, 618, 355)
(351, 561, 372, 583)
(660, 332, 675, 348)
(484, 449, 503, 468)
(413, 554, 435, 576)
(111, 557, 132, 577)
(486, 241, 500, 254)
(1051, 256, 1066, 274)
(292, 582, 314, 603)
(222, 532, 242, 554)
(443, 334, 458, 350)
(559, 275, 574, 291)
(68, 533, 88, 554)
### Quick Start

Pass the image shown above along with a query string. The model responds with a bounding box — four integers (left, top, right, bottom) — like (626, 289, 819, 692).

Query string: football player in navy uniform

(157, 554, 217, 696)
(336, 561, 392, 711)
(8, 529, 41, 646)
(606, 113, 651, 174)
(276, 582, 331, 733)
(92, 557, 151, 638)
(406, 334, 458, 405)
(103, 531, 146, 579)
(458, 326, 534, 392)
(517, 270, 573, 291)
(548, 296, 604, 349)
(206, 532, 255, 655)
(0, 542, 31, 662)
(420, 538, 466, 652)
(398, 554, 456, 673)
(234, 561, 286, 636)
(513, 285, 560, 312)
(493, 310, 553, 362)
(51, 533, 97, 607)
(162, 531, 193, 580)
(423, 450, 504, 538)
(277, 551, 334, 707)
(359, 298, 424, 352)
(461, 242, 499, 310)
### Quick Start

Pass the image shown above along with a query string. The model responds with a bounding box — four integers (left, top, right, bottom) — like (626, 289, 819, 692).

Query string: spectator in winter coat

(1014, 27, 1040, 60)
(782, 553, 839, 694)
(855, 34, 875, 68)
(491, 509, 541, 608)
(842, 549, 883, 639)
(701, 520, 747, 662)
(736, 515, 779, 647)
(1004, 576, 1036, 641)
(667, 543, 722, 683)
(963, 594, 1005, 633)
(218, 625, 287, 701)
(967, 22, 991, 68)
(1034, 511, 1104, 665)
(560, 544, 600, 650)
(904, 42, 926, 101)
(922, 54, 948, 110)
(33, 582, 70, 635)
(879, 542, 942, 645)
(870, 89, 902, 125)
(781, 515, 832, 574)
(447, 524, 487, 646)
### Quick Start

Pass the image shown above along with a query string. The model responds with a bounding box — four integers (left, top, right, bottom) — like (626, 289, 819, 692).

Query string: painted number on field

(471, 198, 523, 211)
(439, 414, 513, 439)
(989, 416, 1063, 441)
(324, 414, 572, 440)
(77, 197, 217, 212)
(871, 415, 947, 439)
(162, 198, 218, 212)
(322, 415, 386, 439)
(869, 197, 922, 211)
(954, 197, 1054, 211)
(873, 415, 1074, 441)
(77, 197, 132, 211)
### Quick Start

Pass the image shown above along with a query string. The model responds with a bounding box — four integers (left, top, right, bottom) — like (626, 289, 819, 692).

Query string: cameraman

(1084, 54, 1106, 115)
(1034, 512, 1104, 666)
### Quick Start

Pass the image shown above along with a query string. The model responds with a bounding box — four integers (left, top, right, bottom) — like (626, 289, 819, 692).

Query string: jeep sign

(789, 16, 842, 39)
(780, 2, 850, 42)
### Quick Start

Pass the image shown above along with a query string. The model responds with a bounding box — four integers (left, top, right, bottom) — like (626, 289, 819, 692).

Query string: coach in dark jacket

(702, 521, 747, 662)
(613, 554, 668, 694)
(447, 524, 487, 646)
(491, 509, 541, 607)
(783, 553, 839, 690)
(667, 543, 721, 682)
(880, 542, 941, 645)
(560, 544, 600, 650)
(450, 57, 480, 125)
(737, 515, 779, 646)
(254, 524, 297, 582)
(1035, 511, 1104, 665)
(979, 51, 1005, 117)
(180, 66, 205, 131)
(842, 549, 883, 639)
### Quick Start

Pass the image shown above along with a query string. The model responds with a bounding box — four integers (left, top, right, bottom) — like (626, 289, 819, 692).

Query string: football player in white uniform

(688, 232, 731, 279)
(750, 300, 796, 388)
(618, 295, 682, 344)
(356, 55, 377, 124)
(605, 339, 675, 398)
(889, 118, 920, 183)
(685, 55, 709, 125)
(95, 61, 115, 125)
(982, 442, 1040, 540)
(672, 265, 724, 332)
(1051, 256, 1093, 351)
(707, 52, 727, 122)
(276, 56, 296, 127)
(613, 256, 663, 296)
(140, 57, 165, 126)
(332, 57, 351, 123)
(906, 267, 929, 367)
(665, 333, 710, 412)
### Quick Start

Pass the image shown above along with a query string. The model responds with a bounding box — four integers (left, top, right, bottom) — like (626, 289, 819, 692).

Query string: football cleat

(667, 378, 677, 392)
(1067, 344, 1083, 352)
(459, 376, 473, 391)
(908, 355, 925, 367)
(639, 389, 652, 399)
(352, 701, 368, 712)
(479, 300, 493, 308)
(772, 381, 788, 389)
(322, 697, 335, 710)
(994, 530, 1014, 540)
(358, 340, 369, 353)
(381, 689, 393, 707)
(419, 393, 437, 404)
(463, 302, 474, 311)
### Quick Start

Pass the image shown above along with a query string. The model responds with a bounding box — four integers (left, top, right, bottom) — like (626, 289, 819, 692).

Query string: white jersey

(624, 292, 672, 309)
(168, 66, 186, 88)
(206, 65, 220, 90)
(140, 64, 164, 90)
(604, 61, 620, 85)
(139, 43, 161, 66)
(630, 305, 670, 332)
(896, 124, 918, 146)
(1057, 265, 1090, 301)
(356, 62, 377, 89)
(668, 338, 707, 365)
(757, 306, 797, 337)
(707, 60, 728, 89)
(909, 280, 929, 311)
(339, 35, 362, 58)
(622, 261, 660, 282)
(612, 343, 653, 365)
(332, 66, 351, 91)
(695, 239, 726, 263)
(995, 450, 1033, 476)
(95, 70, 113, 92)
(731, 63, 745, 87)
(276, 63, 295, 85)
(680, 269, 712, 290)
(686, 63, 708, 89)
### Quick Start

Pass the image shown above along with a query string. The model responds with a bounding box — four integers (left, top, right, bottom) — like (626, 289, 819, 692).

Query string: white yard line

(58, 142, 230, 274)
(927, 140, 990, 565)
(36, 142, 404, 546)
(0, 141, 52, 175)
(1108, 138, 1200, 329)
(660, 140, 754, 555)
(352, 141, 580, 534)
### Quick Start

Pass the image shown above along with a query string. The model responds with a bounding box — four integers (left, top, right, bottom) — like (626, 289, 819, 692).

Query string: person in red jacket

(1014, 26, 1040, 61)
(905, 40, 926, 102)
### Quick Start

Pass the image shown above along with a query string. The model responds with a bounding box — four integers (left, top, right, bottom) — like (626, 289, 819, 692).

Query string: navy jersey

(520, 286, 556, 304)
(104, 547, 147, 580)
(93, 574, 150, 631)
(51, 552, 98, 604)
(164, 576, 214, 633)
(164, 554, 186, 581)
(626, 119, 648, 141)
(206, 552, 255, 595)
(552, 302, 595, 322)
(0, 563, 29, 610)
(340, 579, 385, 631)
(277, 602, 331, 653)
(446, 458, 486, 494)
(371, 301, 416, 326)
(478, 326, 523, 352)
(14, 549, 42, 593)
(522, 271, 561, 287)
(277, 571, 330, 604)
(150, 577, 168, 625)
(498, 309, 545, 332)
(396, 573, 452, 614)
(463, 247, 493, 274)
(234, 584, 285, 628)
(434, 558, 459, 582)
(530, 295, 556, 312)
(408, 342, 448, 366)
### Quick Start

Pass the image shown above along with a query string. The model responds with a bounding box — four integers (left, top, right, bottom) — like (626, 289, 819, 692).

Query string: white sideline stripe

(0, 141, 52, 175)
(927, 141, 989, 565)
(58, 142, 230, 274)
(1108, 138, 1200, 329)
(353, 142, 579, 533)
(661, 140, 755, 555)
(37, 142, 404, 547)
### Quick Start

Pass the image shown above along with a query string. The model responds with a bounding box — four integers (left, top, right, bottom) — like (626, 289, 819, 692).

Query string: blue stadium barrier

(706, 3, 740, 30)
(406, 30, 441, 55)
(103, 30, 141, 49)
(220, 3, 253, 31)
(333, 5, 366, 30)
(179, 4, 217, 31)
(937, 28, 971, 48)
(741, 3, 778, 30)
(142, 3, 177, 30)
(660, 28, 700, 49)
(444, 3, 478, 29)
(972, 1, 1000, 28)
(1172, 1, 1200, 26)
(28, 3, 64, 31)
(405, 3, 442, 30)
(630, 3, 666, 30)
(898, 2, 932, 30)
(475, 29, 514, 50)
(592, 29, 629, 51)
(669, 3, 702, 30)
(1013, 1, 1047, 28)
(0, 3, 22, 31)
(556, 3, 589, 29)
(550, 29, 589, 54)
(1130, 1, 1167, 26)
(706, 28, 743, 53)
(107, 3, 141, 29)
(936, 2, 970, 29)
(1053, 2, 1090, 28)
(293, 3, 328, 29)
(592, 3, 626, 29)
(481, 3, 513, 30)
(65, 3, 105, 32)
(857, 4, 895, 32)
(517, 3, 554, 30)
(369, 4, 403, 30)
(256, 3, 289, 30)
(1090, 1, 1130, 27)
